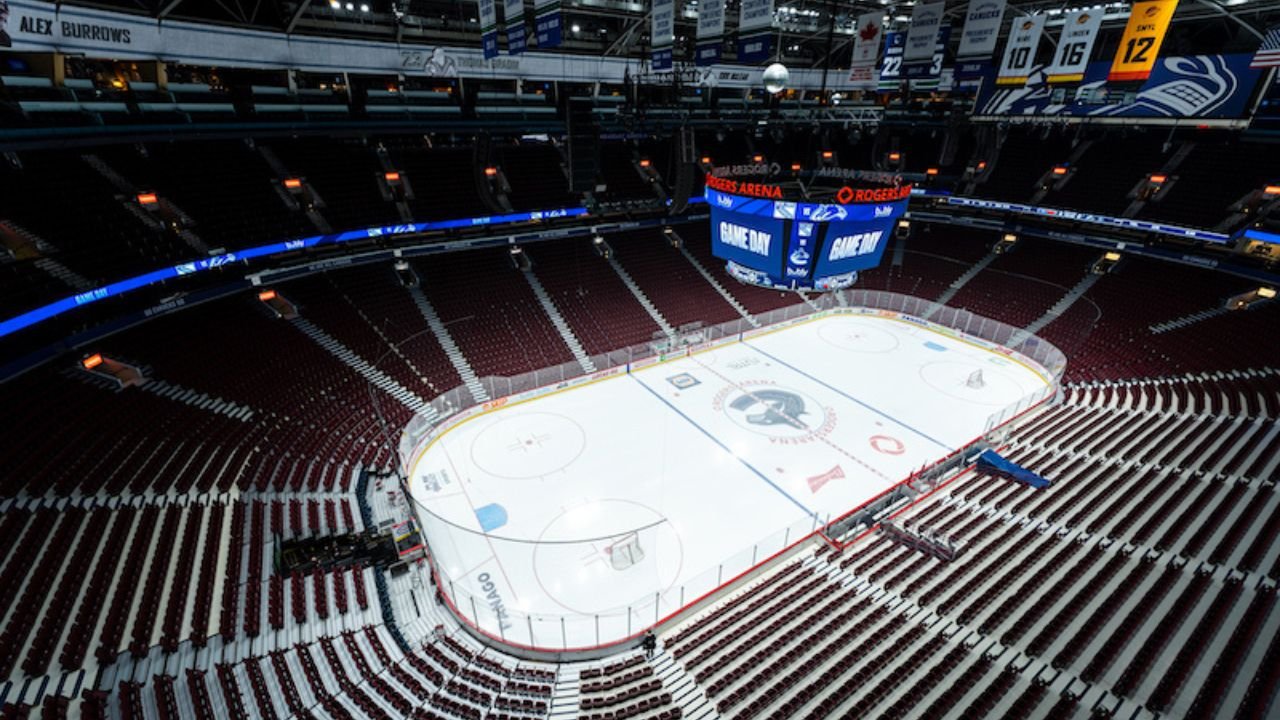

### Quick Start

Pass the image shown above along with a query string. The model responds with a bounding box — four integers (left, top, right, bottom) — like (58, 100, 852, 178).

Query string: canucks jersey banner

(903, 2, 946, 65)
(957, 0, 1006, 59)
(478, 0, 499, 59)
(652, 0, 675, 70)
(1109, 0, 1177, 82)
(1046, 9, 1102, 83)
(738, 0, 774, 63)
(504, 0, 527, 55)
(878, 31, 907, 89)
(880, 27, 950, 90)
(696, 0, 725, 66)
(534, 0, 562, 48)
(977, 53, 1264, 118)
(997, 14, 1045, 85)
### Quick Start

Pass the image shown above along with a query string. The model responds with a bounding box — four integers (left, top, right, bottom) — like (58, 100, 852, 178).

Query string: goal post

(966, 369, 985, 389)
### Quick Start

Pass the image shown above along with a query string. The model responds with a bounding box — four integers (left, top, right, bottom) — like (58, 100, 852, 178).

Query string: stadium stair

(31, 257, 93, 291)
(139, 378, 259, 421)
(523, 269, 598, 373)
(606, 257, 677, 338)
(287, 317, 430, 413)
(649, 647, 719, 720)
(926, 251, 999, 317)
(0, 220, 94, 291)
(1017, 272, 1102, 341)
(673, 232, 759, 328)
(1149, 304, 1241, 334)
(406, 286, 490, 403)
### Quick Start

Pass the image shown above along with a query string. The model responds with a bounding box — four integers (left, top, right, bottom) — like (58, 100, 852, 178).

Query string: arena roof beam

(286, 0, 311, 34)
(1192, 0, 1267, 41)
(157, 0, 185, 19)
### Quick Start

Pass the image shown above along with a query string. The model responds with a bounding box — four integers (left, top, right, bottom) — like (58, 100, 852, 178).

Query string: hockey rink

(407, 313, 1052, 648)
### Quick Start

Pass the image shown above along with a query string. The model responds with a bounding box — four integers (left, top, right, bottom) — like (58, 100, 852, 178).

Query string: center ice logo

(730, 389, 809, 428)
(716, 382, 837, 444)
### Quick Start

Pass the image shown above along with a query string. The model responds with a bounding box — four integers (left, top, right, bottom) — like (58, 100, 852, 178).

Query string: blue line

(629, 374, 818, 520)
(744, 342, 954, 453)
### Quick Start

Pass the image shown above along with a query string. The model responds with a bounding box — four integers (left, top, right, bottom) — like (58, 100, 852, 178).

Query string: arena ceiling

(50, 0, 1280, 66)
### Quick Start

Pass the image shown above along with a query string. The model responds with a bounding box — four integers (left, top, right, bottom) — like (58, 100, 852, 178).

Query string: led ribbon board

(706, 169, 910, 291)
(0, 206, 589, 340)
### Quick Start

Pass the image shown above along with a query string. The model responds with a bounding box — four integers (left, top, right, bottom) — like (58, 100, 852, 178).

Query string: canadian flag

(807, 465, 846, 493)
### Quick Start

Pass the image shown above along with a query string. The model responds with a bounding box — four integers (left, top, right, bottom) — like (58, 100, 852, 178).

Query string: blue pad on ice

(475, 504, 508, 532)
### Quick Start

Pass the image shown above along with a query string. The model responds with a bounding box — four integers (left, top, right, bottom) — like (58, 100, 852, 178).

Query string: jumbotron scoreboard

(706, 163, 911, 291)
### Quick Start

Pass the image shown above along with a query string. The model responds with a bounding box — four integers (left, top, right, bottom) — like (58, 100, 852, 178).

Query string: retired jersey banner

(478, 0, 499, 59)
(957, 0, 1006, 59)
(738, 0, 774, 63)
(651, 0, 675, 70)
(903, 2, 946, 64)
(534, 0, 562, 48)
(1046, 9, 1103, 83)
(903, 25, 950, 83)
(1109, 0, 1178, 82)
(997, 14, 1045, 85)
(696, 0, 726, 66)
(877, 31, 906, 90)
(504, 0, 527, 55)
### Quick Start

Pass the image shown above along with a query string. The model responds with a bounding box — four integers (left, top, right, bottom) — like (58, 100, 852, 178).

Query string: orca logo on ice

(729, 389, 809, 429)
(716, 382, 837, 443)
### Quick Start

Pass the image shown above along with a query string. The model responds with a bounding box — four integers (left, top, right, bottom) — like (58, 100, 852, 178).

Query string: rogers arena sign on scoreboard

(707, 183, 910, 291)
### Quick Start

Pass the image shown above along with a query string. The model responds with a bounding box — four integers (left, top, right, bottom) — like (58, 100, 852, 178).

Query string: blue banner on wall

(738, 34, 772, 64)
(975, 53, 1265, 118)
(534, 0, 562, 48)
(506, 23, 527, 55)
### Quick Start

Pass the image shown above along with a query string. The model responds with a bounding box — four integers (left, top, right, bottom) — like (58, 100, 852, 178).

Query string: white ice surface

(408, 314, 1049, 649)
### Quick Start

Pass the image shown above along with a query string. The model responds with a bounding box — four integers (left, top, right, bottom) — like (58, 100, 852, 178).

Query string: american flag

(1252, 25, 1280, 68)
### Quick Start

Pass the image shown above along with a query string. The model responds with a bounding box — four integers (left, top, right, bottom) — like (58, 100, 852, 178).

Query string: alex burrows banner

(848, 11, 886, 88)
(976, 53, 1264, 119)
(997, 14, 1046, 86)
(957, 0, 1006, 59)
(2, 0, 870, 90)
(738, 0, 774, 63)
(1045, 9, 1102, 83)
(651, 0, 675, 70)
(478, 0, 499, 60)
(903, 2, 946, 65)
(696, 0, 726, 66)
(533, 0, 562, 47)
(504, 0, 527, 55)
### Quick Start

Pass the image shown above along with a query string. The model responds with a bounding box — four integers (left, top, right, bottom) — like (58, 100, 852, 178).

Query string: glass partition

(383, 291, 1066, 651)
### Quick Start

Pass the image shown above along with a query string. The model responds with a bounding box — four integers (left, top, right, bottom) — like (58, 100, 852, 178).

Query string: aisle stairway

(927, 252, 999, 316)
(524, 270, 597, 373)
(406, 287, 489, 403)
(289, 317, 431, 413)
(673, 231, 759, 328)
(607, 257, 676, 338)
